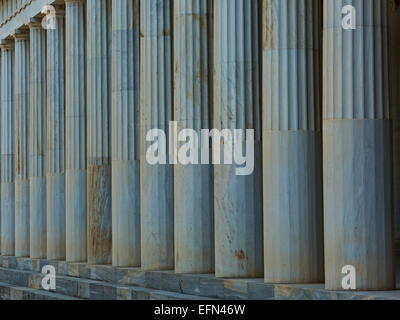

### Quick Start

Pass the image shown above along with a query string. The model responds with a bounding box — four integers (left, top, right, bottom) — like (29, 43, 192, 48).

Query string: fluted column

(65, 0, 87, 263)
(29, 19, 47, 259)
(87, 0, 112, 265)
(213, 0, 263, 278)
(323, 0, 394, 290)
(0, 41, 15, 256)
(262, 0, 324, 283)
(140, 0, 174, 270)
(390, 0, 400, 259)
(13, 31, 30, 257)
(47, 11, 66, 260)
(173, 0, 214, 274)
(111, 0, 140, 267)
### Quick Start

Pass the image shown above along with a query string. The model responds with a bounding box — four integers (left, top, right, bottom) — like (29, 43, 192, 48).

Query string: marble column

(111, 0, 141, 267)
(46, 11, 66, 260)
(6, 1, 11, 18)
(65, 0, 87, 263)
(262, 0, 324, 283)
(140, 0, 174, 270)
(323, 0, 394, 290)
(390, 0, 400, 259)
(87, 0, 112, 265)
(13, 30, 30, 257)
(173, 0, 214, 274)
(28, 19, 47, 259)
(213, 0, 263, 278)
(0, 40, 15, 256)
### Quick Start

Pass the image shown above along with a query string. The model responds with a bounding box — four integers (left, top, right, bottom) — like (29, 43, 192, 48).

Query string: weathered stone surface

(213, 0, 263, 278)
(111, 0, 141, 268)
(391, 0, 400, 253)
(46, 13, 66, 260)
(274, 284, 400, 301)
(0, 264, 213, 300)
(0, 282, 81, 300)
(323, 0, 395, 291)
(0, 257, 399, 300)
(1, 42, 15, 257)
(65, 0, 87, 263)
(86, 0, 112, 265)
(262, 0, 324, 284)
(14, 32, 30, 258)
(0, 0, 399, 300)
(173, 0, 215, 274)
(140, 0, 174, 271)
(28, 20, 47, 260)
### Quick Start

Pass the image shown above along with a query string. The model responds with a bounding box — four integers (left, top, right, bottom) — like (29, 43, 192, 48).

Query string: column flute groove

(46, 10, 66, 260)
(173, 0, 214, 274)
(140, 0, 174, 270)
(28, 19, 47, 259)
(0, 40, 15, 256)
(262, 0, 324, 283)
(13, 30, 30, 257)
(390, 0, 400, 258)
(323, 0, 394, 290)
(87, 0, 112, 265)
(65, 0, 87, 263)
(213, 0, 263, 278)
(111, 0, 141, 267)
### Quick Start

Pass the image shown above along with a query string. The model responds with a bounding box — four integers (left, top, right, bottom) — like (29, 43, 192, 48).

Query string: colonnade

(0, 0, 398, 291)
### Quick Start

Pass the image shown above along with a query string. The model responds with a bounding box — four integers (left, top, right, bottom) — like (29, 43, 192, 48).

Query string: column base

(323, 119, 395, 291)
(214, 142, 263, 278)
(263, 130, 324, 284)
(15, 179, 30, 257)
(112, 160, 140, 267)
(46, 173, 66, 261)
(66, 169, 87, 263)
(1, 182, 15, 256)
(29, 176, 46, 259)
(174, 163, 214, 274)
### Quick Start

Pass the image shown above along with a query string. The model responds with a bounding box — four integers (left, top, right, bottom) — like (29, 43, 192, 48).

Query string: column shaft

(87, 0, 112, 265)
(66, 0, 87, 262)
(213, 0, 263, 278)
(0, 44, 15, 256)
(111, 0, 141, 267)
(173, 0, 214, 274)
(47, 14, 66, 260)
(262, 0, 324, 283)
(390, 0, 400, 260)
(323, 0, 394, 290)
(14, 33, 30, 257)
(29, 22, 47, 259)
(140, 0, 174, 270)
